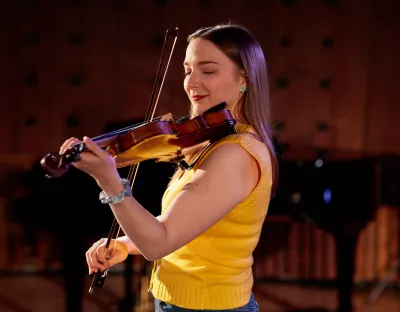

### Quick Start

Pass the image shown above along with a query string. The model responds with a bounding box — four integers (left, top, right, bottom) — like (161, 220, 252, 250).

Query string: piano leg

(334, 232, 358, 312)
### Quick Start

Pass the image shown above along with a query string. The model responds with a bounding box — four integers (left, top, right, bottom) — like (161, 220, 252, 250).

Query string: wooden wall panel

(365, 0, 400, 154)
(311, 2, 337, 148)
(254, 218, 337, 282)
(331, 0, 373, 152)
(254, 206, 399, 284)
(270, 1, 335, 146)
(1, 0, 399, 157)
(11, 1, 52, 156)
(46, 1, 107, 149)
(354, 206, 400, 283)
(0, 1, 16, 154)
(0, 197, 7, 269)
(67, 0, 118, 138)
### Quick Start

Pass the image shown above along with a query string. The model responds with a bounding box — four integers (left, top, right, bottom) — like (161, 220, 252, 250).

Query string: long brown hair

(172, 23, 278, 194)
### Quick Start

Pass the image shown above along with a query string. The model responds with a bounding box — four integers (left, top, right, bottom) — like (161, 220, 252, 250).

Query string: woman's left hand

(59, 136, 119, 185)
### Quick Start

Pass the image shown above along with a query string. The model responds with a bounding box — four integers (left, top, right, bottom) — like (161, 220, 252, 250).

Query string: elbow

(140, 242, 167, 261)
(142, 251, 156, 262)
(139, 222, 170, 262)
(142, 250, 163, 262)
(141, 243, 171, 262)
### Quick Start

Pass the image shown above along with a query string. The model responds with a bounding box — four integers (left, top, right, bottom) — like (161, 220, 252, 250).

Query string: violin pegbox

(64, 142, 86, 163)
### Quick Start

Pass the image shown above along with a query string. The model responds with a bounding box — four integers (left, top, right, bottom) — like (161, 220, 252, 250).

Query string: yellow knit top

(148, 124, 273, 309)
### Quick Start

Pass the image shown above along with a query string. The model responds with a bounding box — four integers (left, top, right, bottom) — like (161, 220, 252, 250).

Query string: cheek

(217, 81, 238, 101)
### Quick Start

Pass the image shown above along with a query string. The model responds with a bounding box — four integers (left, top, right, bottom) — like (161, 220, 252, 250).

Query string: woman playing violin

(59, 23, 278, 311)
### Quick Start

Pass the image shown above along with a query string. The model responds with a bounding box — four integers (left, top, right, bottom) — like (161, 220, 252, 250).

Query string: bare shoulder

(238, 132, 273, 173)
(198, 140, 259, 172)
(204, 134, 272, 170)
(183, 140, 261, 201)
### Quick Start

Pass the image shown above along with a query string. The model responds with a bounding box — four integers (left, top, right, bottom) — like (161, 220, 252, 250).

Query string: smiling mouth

(191, 95, 207, 101)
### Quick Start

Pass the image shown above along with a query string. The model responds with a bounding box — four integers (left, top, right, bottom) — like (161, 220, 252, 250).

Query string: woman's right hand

(86, 238, 129, 275)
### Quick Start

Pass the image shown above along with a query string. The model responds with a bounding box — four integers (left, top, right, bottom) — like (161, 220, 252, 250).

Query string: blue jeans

(154, 293, 259, 312)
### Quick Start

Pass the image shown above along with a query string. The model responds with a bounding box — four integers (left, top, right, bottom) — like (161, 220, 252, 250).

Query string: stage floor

(0, 274, 399, 312)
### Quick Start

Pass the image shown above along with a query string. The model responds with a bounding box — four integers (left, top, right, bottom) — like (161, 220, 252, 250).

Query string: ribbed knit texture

(149, 124, 273, 309)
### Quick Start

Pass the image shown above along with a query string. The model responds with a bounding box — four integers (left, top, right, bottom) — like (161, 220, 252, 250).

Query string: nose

(185, 72, 200, 90)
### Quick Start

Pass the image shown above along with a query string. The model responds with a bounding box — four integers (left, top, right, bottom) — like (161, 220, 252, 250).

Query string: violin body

(40, 103, 237, 178)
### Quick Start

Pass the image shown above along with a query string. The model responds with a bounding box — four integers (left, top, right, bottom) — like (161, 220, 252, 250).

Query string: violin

(40, 27, 237, 296)
(40, 102, 236, 178)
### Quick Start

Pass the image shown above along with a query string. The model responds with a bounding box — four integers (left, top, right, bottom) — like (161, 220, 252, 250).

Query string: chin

(190, 102, 222, 117)
(189, 104, 205, 117)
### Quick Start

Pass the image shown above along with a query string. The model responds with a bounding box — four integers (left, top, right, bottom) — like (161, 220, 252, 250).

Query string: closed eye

(183, 71, 215, 77)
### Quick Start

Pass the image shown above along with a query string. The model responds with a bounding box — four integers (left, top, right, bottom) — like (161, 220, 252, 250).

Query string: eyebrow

(183, 61, 219, 66)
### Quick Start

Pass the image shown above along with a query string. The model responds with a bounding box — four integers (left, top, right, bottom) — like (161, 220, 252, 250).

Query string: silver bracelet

(99, 178, 132, 204)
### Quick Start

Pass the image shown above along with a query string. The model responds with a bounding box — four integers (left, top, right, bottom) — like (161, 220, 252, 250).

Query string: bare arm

(116, 235, 141, 255)
(99, 143, 260, 261)
(116, 216, 163, 255)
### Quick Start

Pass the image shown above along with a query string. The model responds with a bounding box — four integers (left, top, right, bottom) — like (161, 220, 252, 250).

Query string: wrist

(116, 236, 132, 252)
(97, 173, 126, 198)
(99, 178, 132, 204)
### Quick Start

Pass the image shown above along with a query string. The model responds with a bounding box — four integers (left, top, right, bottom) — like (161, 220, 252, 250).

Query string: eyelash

(183, 71, 215, 76)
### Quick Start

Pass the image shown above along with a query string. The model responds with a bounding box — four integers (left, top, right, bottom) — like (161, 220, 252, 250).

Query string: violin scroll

(41, 142, 86, 178)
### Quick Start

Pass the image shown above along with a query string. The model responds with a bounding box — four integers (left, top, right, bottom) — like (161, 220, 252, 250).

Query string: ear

(238, 69, 247, 87)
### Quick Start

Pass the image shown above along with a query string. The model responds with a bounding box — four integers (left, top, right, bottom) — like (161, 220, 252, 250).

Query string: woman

(59, 23, 278, 311)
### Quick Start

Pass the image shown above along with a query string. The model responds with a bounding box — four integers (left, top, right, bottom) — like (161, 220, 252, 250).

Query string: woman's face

(183, 38, 246, 117)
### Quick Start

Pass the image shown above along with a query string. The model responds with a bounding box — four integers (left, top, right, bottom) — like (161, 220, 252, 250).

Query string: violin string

(92, 110, 186, 144)
(91, 110, 183, 144)
(91, 116, 165, 142)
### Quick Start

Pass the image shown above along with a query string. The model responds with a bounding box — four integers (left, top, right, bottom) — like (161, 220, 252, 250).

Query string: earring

(240, 86, 247, 93)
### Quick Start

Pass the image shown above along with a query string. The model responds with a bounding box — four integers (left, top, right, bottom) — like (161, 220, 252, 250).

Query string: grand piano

(267, 142, 400, 311)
